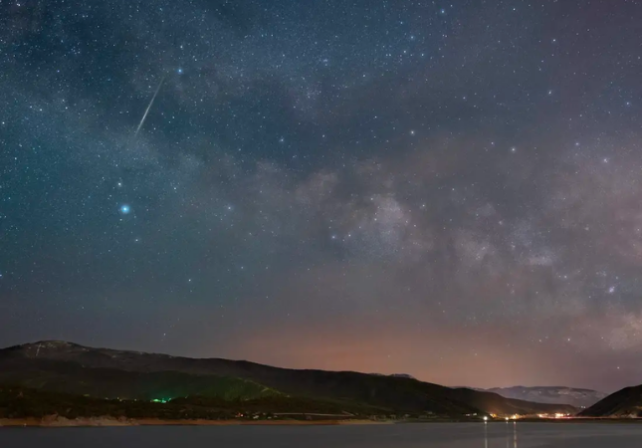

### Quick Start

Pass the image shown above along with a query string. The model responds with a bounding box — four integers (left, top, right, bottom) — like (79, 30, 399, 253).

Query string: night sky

(1, 0, 641, 393)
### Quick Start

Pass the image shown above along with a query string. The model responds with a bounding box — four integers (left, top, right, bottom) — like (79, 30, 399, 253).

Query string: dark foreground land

(0, 386, 488, 426)
(4, 386, 642, 428)
(4, 423, 642, 448)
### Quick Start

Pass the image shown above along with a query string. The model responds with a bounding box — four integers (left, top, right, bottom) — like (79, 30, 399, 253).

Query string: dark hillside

(579, 385, 642, 417)
(0, 341, 576, 416)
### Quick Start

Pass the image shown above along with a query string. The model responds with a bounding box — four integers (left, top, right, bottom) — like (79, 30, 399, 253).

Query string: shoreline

(0, 417, 390, 428)
(3, 417, 642, 428)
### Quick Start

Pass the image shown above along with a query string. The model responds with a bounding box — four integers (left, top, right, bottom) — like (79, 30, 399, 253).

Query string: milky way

(1, 0, 641, 392)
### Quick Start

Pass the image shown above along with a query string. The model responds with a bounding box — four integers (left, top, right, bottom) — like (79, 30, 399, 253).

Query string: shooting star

(134, 74, 166, 137)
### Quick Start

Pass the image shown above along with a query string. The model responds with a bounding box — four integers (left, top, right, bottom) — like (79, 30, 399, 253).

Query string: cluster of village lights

(483, 413, 570, 422)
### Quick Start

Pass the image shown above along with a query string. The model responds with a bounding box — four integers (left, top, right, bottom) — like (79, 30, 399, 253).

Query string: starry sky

(1, 0, 642, 393)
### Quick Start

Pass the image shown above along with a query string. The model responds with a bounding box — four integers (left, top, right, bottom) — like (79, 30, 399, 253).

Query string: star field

(1, 0, 642, 392)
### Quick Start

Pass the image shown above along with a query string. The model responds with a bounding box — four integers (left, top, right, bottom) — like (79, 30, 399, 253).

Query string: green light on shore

(151, 398, 171, 403)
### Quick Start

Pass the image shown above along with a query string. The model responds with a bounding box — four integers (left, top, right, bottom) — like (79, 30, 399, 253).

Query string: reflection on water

(513, 422, 517, 448)
(484, 421, 518, 448)
(484, 422, 488, 448)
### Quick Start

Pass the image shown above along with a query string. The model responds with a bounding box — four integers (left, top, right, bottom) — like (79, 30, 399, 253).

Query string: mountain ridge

(579, 385, 642, 417)
(0, 341, 577, 417)
(481, 386, 607, 408)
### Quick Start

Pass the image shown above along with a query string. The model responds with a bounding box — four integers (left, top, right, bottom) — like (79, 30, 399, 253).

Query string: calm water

(2, 423, 642, 447)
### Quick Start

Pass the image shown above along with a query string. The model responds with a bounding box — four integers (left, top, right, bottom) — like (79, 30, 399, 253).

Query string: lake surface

(2, 422, 642, 447)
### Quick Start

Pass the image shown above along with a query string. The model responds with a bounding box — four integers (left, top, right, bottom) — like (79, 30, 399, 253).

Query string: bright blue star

(120, 204, 131, 214)
(177, 68, 183, 74)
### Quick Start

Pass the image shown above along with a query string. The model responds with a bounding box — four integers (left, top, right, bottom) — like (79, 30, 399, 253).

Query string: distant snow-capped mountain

(481, 386, 607, 408)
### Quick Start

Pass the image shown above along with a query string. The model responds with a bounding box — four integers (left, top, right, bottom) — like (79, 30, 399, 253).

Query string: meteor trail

(134, 74, 166, 137)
